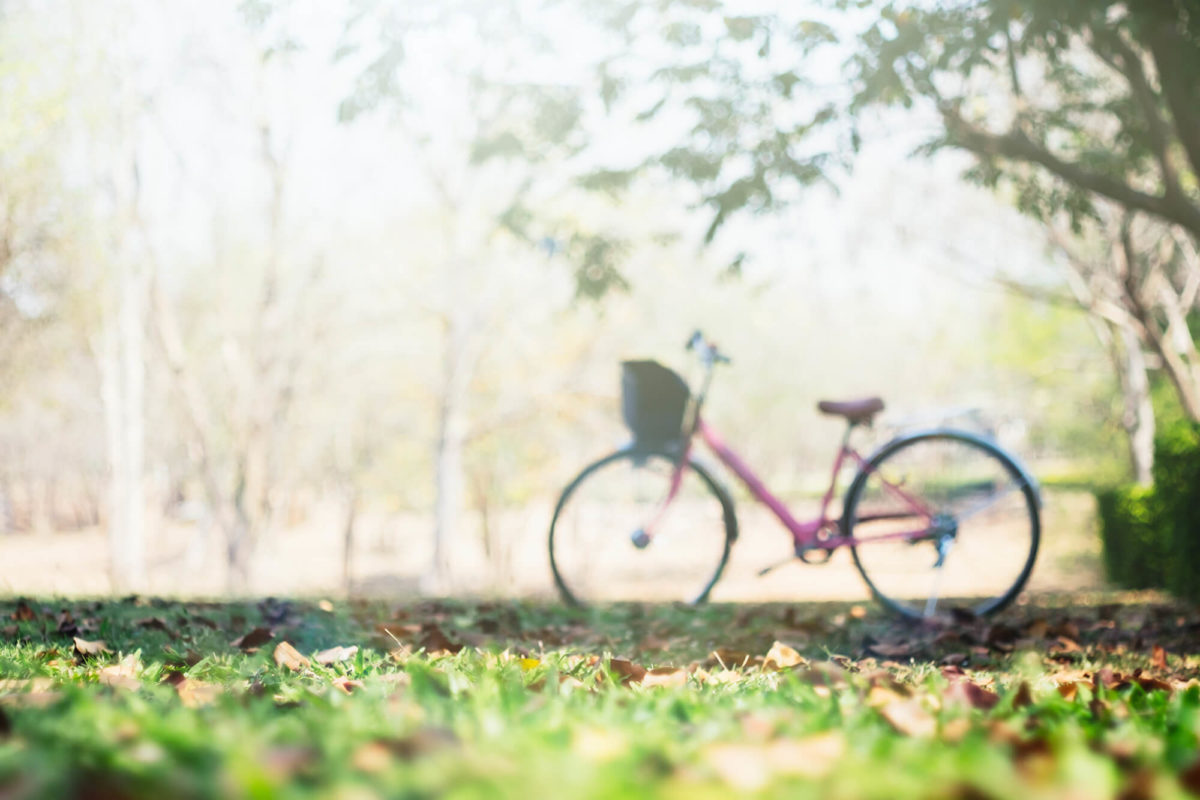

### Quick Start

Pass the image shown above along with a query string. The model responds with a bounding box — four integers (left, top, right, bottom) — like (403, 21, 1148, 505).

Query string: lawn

(0, 593, 1198, 799)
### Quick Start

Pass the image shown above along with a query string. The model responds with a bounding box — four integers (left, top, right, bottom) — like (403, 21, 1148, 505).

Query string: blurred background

(1, 0, 1193, 600)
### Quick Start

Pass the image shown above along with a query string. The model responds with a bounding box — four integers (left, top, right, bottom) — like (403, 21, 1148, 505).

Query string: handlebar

(685, 330, 732, 366)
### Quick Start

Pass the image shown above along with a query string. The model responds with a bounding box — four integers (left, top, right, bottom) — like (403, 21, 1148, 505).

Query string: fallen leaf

(768, 732, 847, 777)
(877, 698, 937, 737)
(1152, 645, 1168, 671)
(231, 627, 274, 650)
(332, 678, 364, 695)
(134, 617, 176, 637)
(606, 658, 646, 685)
(763, 641, 806, 671)
(420, 624, 462, 654)
(944, 680, 1000, 711)
(703, 733, 848, 791)
(318, 600, 335, 613)
(314, 645, 359, 666)
(72, 637, 109, 659)
(175, 678, 222, 708)
(1012, 681, 1034, 709)
(99, 653, 142, 690)
(273, 641, 310, 671)
(56, 610, 77, 636)
(867, 641, 913, 659)
(642, 667, 687, 688)
(10, 602, 34, 622)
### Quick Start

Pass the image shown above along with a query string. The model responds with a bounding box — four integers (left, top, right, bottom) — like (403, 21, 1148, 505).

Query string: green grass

(1, 594, 1199, 799)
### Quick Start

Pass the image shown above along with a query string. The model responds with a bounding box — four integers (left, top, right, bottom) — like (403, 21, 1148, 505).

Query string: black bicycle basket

(621, 360, 690, 445)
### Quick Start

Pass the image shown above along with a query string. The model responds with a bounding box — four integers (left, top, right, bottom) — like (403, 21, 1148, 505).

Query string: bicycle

(548, 331, 1041, 619)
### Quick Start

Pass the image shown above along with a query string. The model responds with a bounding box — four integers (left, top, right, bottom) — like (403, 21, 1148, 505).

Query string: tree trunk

(341, 482, 359, 593)
(431, 314, 470, 593)
(99, 256, 147, 592)
(1115, 324, 1155, 485)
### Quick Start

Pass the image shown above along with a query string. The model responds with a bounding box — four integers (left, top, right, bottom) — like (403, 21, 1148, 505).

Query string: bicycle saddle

(817, 397, 884, 424)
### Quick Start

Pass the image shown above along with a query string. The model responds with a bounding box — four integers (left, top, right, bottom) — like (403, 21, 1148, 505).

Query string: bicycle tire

(844, 429, 1040, 619)
(548, 447, 737, 607)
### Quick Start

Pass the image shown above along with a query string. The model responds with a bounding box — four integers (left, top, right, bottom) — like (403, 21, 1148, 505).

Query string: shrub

(1154, 422, 1200, 601)
(1096, 484, 1168, 590)
(1095, 421, 1200, 598)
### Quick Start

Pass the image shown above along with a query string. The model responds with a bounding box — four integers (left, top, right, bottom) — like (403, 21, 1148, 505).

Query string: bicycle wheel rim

(549, 450, 734, 606)
(847, 431, 1040, 619)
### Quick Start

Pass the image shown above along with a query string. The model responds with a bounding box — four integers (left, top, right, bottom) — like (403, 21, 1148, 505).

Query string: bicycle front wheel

(548, 448, 737, 606)
(844, 430, 1040, 619)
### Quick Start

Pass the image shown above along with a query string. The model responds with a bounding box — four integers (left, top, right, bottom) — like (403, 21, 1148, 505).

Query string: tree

(338, 0, 633, 590)
(844, 0, 1200, 441)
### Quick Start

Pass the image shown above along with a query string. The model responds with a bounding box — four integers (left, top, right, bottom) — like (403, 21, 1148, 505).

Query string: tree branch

(1088, 24, 1183, 201)
(1142, 16, 1200, 183)
(940, 105, 1200, 238)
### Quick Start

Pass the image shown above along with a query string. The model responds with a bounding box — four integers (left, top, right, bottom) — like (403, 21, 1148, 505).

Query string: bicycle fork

(630, 450, 691, 549)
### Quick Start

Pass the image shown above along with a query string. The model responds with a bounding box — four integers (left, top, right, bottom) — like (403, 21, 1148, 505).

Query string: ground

(1, 591, 1199, 799)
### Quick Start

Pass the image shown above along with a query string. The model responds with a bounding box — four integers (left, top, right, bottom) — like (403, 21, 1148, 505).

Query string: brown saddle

(817, 397, 884, 424)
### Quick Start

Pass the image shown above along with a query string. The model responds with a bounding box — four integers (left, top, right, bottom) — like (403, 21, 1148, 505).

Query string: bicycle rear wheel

(844, 430, 1040, 619)
(548, 448, 737, 606)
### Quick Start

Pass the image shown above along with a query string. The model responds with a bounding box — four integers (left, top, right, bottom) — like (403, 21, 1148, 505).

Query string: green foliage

(1153, 421, 1200, 601)
(1096, 485, 1167, 590)
(2, 596, 1200, 797)
(1096, 420, 1200, 597)
(844, 0, 1200, 238)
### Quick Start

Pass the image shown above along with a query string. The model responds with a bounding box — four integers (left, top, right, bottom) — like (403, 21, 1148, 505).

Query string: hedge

(1095, 421, 1200, 599)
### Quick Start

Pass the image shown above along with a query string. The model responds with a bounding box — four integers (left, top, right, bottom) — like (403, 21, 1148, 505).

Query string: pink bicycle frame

(640, 416, 937, 554)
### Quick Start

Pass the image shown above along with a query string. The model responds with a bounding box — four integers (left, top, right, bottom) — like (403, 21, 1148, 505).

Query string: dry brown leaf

(641, 667, 687, 689)
(134, 617, 176, 638)
(99, 653, 142, 691)
(1012, 681, 1034, 709)
(332, 678, 364, 695)
(0, 678, 54, 697)
(867, 641, 913, 659)
(865, 685, 907, 708)
(763, 641, 806, 671)
(0, 691, 60, 708)
(1152, 644, 1168, 672)
(175, 678, 222, 708)
(314, 645, 359, 666)
(944, 680, 1000, 711)
(703, 743, 771, 791)
(767, 732, 847, 777)
(607, 658, 647, 685)
(273, 641, 310, 671)
(72, 637, 109, 659)
(877, 698, 937, 737)
(420, 624, 463, 654)
(704, 733, 847, 790)
(10, 601, 35, 622)
(231, 628, 274, 651)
